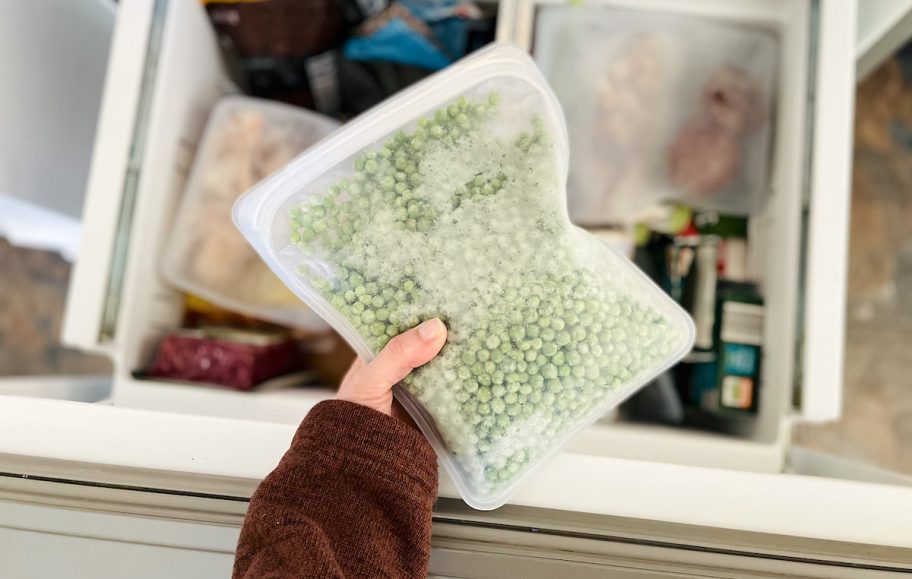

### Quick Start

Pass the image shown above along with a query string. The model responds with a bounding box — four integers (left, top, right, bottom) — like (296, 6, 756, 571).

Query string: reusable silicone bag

(162, 96, 339, 329)
(233, 44, 695, 510)
(534, 7, 778, 224)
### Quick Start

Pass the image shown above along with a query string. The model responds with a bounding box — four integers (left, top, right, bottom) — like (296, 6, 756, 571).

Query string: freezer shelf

(62, 0, 852, 479)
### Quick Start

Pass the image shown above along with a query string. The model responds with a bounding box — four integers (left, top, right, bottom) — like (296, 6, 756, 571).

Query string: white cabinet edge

(62, 0, 156, 353)
(799, 0, 856, 422)
(1, 395, 911, 548)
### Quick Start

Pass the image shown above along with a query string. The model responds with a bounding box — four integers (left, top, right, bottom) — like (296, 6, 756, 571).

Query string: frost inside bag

(162, 96, 339, 329)
(534, 7, 778, 224)
(234, 45, 694, 509)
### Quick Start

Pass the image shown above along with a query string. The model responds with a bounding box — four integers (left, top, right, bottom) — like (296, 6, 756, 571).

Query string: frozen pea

(586, 365, 601, 380)
(542, 364, 558, 380)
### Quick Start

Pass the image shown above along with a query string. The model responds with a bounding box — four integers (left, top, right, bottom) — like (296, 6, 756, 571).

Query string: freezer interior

(85, 0, 820, 473)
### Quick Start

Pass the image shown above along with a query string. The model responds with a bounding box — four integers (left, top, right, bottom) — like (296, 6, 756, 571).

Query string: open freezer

(6, 0, 912, 571)
(61, 0, 852, 480)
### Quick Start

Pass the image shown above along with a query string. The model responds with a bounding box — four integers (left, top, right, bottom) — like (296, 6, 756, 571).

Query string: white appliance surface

(1, 392, 911, 550)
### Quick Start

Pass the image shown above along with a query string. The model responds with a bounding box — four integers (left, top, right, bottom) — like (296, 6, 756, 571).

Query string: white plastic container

(534, 7, 778, 225)
(234, 44, 694, 509)
(162, 96, 339, 329)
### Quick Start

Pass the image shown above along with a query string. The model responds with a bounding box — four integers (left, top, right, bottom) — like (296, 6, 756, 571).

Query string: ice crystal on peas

(290, 93, 686, 497)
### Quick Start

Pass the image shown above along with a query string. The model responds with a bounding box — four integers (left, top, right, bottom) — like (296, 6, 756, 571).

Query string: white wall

(0, 0, 115, 219)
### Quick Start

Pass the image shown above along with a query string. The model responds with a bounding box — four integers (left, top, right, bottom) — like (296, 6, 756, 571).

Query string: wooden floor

(1, 52, 910, 476)
(0, 236, 109, 376)
(793, 54, 912, 476)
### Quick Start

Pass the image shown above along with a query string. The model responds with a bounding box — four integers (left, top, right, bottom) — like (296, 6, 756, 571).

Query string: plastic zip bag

(534, 7, 778, 224)
(234, 44, 694, 509)
(162, 96, 339, 329)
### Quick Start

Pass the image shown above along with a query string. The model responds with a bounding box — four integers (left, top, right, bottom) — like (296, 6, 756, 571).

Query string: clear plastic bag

(162, 96, 339, 329)
(534, 7, 778, 225)
(233, 45, 694, 509)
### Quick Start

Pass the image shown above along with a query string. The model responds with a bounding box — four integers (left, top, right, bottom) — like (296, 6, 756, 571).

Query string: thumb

(337, 318, 447, 412)
(358, 318, 447, 389)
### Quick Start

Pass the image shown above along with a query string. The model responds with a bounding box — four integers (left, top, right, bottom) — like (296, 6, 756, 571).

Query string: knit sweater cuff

(292, 400, 439, 496)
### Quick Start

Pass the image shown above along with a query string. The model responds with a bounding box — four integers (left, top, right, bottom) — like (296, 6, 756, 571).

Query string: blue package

(344, 16, 451, 70)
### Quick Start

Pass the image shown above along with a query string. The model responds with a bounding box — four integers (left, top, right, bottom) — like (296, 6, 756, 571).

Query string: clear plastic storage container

(234, 44, 694, 509)
(162, 96, 339, 329)
(534, 7, 778, 225)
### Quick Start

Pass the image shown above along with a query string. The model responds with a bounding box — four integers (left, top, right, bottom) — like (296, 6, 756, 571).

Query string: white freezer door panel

(798, 0, 856, 422)
(1, 395, 911, 550)
(62, 0, 156, 354)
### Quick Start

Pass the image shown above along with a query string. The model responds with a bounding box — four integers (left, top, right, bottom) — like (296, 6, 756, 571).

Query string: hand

(337, 318, 447, 417)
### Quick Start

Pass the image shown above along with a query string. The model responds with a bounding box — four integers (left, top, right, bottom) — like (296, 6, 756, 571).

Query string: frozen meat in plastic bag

(162, 96, 339, 329)
(234, 45, 694, 509)
(534, 7, 778, 224)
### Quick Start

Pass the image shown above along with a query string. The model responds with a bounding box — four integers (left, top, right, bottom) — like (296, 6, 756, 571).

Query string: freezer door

(795, 0, 856, 422)
(62, 0, 230, 355)
(1, 396, 911, 567)
(62, 0, 156, 354)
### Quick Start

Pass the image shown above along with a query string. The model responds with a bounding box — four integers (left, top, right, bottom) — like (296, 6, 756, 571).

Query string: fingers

(354, 318, 447, 391)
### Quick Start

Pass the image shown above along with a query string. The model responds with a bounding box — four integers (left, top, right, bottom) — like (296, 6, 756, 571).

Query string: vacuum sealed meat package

(162, 96, 339, 329)
(534, 7, 778, 224)
(234, 45, 694, 509)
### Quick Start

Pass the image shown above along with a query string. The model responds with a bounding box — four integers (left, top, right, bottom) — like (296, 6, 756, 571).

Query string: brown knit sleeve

(232, 400, 439, 579)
